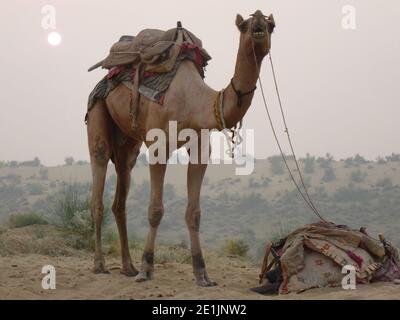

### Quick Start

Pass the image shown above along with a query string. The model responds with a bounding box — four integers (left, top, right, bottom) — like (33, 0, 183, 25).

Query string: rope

(213, 89, 244, 158)
(252, 44, 328, 222)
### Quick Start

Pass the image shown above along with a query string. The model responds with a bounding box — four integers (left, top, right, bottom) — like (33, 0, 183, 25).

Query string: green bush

(385, 153, 400, 162)
(303, 153, 315, 174)
(333, 185, 375, 202)
(54, 183, 91, 226)
(354, 154, 367, 165)
(155, 246, 192, 264)
(268, 156, 284, 175)
(53, 183, 110, 250)
(27, 183, 45, 195)
(220, 239, 249, 257)
(8, 213, 48, 228)
(350, 170, 367, 183)
(376, 177, 393, 190)
(317, 153, 334, 169)
(322, 166, 336, 182)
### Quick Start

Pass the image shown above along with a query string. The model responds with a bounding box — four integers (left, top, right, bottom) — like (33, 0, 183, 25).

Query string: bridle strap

(230, 78, 257, 107)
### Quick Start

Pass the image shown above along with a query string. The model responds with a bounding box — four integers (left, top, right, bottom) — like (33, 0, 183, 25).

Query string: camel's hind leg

(87, 101, 112, 274)
(112, 138, 142, 276)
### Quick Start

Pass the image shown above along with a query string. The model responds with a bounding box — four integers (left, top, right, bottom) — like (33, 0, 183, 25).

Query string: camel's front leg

(87, 101, 112, 274)
(135, 163, 167, 282)
(186, 162, 217, 287)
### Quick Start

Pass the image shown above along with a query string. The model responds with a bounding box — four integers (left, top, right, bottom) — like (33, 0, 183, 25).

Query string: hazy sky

(1, 0, 399, 165)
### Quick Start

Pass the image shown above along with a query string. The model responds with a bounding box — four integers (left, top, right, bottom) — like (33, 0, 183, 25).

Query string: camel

(86, 10, 275, 287)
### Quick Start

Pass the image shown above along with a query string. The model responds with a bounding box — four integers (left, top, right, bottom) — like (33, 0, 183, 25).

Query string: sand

(1, 253, 399, 300)
(0, 225, 399, 300)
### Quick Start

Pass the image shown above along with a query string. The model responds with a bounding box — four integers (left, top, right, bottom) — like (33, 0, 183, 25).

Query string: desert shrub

(276, 189, 301, 205)
(322, 167, 336, 182)
(64, 157, 75, 166)
(54, 183, 91, 225)
(53, 183, 110, 250)
(220, 239, 249, 257)
(155, 245, 192, 264)
(317, 153, 334, 169)
(333, 185, 375, 202)
(350, 170, 367, 183)
(344, 157, 354, 168)
(75, 160, 89, 165)
(303, 153, 316, 174)
(27, 183, 45, 195)
(20, 157, 41, 167)
(385, 153, 400, 162)
(376, 177, 393, 190)
(377, 157, 387, 165)
(103, 229, 120, 254)
(237, 193, 268, 212)
(261, 176, 272, 187)
(8, 213, 48, 228)
(248, 177, 260, 188)
(269, 222, 295, 243)
(65, 209, 95, 250)
(354, 154, 367, 165)
(0, 184, 24, 199)
(268, 156, 284, 175)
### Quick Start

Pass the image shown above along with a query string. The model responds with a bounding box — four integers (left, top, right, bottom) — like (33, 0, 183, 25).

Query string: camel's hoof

(197, 279, 218, 287)
(134, 271, 154, 282)
(92, 260, 110, 274)
(195, 271, 217, 287)
(120, 263, 139, 277)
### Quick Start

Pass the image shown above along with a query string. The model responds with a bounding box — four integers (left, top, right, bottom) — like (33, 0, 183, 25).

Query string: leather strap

(230, 78, 257, 107)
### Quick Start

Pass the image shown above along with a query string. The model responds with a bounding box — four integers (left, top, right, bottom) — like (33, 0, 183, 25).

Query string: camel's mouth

(252, 27, 266, 40)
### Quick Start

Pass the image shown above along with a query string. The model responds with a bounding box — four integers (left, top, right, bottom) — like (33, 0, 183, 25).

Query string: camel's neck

(221, 41, 262, 129)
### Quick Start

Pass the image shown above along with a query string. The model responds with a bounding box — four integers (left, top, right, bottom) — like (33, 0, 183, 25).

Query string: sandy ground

(1, 253, 399, 300)
(0, 225, 399, 300)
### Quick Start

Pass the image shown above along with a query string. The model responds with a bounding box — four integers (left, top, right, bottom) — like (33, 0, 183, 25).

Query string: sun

(47, 32, 62, 46)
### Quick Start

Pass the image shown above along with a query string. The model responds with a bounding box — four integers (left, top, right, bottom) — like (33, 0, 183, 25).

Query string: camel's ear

(236, 14, 248, 32)
(267, 14, 276, 33)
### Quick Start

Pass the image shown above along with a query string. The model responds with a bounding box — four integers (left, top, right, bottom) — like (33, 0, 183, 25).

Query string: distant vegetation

(1, 153, 400, 261)
(8, 213, 48, 228)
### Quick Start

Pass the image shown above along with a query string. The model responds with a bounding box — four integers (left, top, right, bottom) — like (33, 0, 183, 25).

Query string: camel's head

(236, 10, 275, 58)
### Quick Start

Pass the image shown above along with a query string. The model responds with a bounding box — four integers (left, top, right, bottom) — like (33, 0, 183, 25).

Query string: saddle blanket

(87, 42, 207, 112)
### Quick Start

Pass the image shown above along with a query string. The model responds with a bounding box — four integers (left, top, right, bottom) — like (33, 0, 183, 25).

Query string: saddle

(87, 22, 211, 129)
(88, 22, 209, 73)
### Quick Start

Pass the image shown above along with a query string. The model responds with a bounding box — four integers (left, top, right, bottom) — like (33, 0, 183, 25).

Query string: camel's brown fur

(87, 10, 274, 286)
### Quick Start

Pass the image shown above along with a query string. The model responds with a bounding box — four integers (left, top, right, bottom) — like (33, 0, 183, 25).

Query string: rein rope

(251, 43, 328, 223)
(213, 89, 244, 158)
